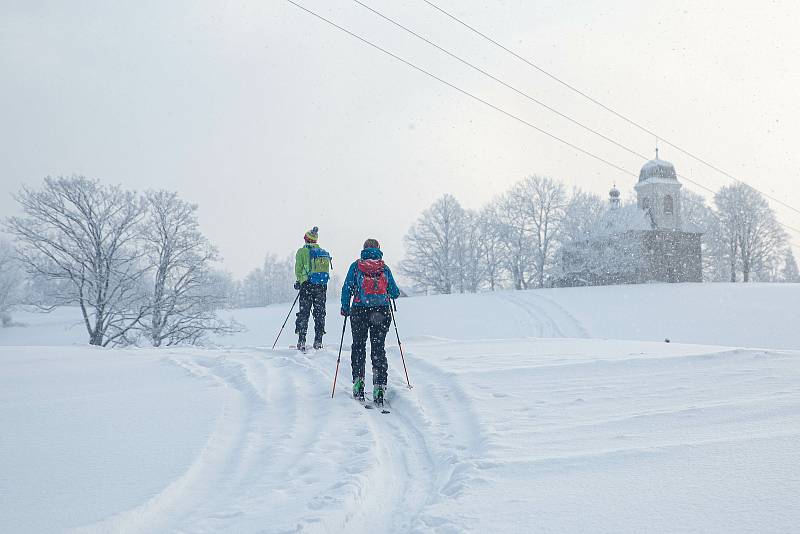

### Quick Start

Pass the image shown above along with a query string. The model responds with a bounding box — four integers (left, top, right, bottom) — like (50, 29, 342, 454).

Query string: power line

(354, 0, 644, 161)
(285, 0, 636, 178)
(284, 1, 800, 246)
(351, 0, 799, 240)
(421, 0, 800, 220)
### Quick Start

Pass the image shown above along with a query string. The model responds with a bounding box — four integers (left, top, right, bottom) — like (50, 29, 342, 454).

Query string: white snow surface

(1, 283, 799, 533)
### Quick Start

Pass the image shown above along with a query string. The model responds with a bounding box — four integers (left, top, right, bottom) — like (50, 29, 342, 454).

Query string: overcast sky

(2, 0, 799, 277)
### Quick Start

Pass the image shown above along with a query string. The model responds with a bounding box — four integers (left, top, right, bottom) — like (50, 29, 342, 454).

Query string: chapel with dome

(558, 150, 703, 286)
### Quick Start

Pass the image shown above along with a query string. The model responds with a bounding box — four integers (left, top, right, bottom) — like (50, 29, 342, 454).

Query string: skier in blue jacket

(340, 238, 400, 406)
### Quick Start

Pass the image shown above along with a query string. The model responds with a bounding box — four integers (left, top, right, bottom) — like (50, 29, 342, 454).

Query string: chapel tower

(634, 148, 682, 230)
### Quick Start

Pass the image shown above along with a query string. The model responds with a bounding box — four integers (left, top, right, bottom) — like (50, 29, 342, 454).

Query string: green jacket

(295, 244, 319, 284)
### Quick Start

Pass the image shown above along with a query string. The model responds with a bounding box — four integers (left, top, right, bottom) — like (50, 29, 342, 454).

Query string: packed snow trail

(2, 284, 800, 532)
(3, 339, 799, 533)
(66, 345, 488, 533)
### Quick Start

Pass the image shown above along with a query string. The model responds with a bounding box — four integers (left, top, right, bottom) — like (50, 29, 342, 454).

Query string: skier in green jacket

(294, 226, 331, 351)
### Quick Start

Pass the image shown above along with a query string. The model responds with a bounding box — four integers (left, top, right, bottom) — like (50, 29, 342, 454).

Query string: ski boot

(296, 335, 307, 353)
(313, 334, 323, 350)
(372, 384, 386, 408)
(353, 378, 365, 401)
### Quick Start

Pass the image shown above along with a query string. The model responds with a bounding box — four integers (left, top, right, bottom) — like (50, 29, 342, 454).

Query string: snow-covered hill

(4, 283, 797, 349)
(2, 283, 799, 532)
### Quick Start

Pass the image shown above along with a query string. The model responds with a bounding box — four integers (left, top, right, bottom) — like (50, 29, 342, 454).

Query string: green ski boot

(353, 378, 365, 401)
(373, 384, 386, 408)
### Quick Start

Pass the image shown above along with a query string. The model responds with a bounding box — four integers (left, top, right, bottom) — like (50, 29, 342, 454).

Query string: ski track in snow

(499, 292, 588, 339)
(73, 344, 490, 533)
(68, 336, 800, 532)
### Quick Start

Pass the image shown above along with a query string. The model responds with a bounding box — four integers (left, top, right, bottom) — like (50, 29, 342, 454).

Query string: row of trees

(402, 177, 573, 293)
(235, 254, 296, 308)
(712, 184, 793, 282)
(3, 175, 795, 339)
(401, 176, 799, 294)
(233, 255, 342, 308)
(3, 176, 236, 345)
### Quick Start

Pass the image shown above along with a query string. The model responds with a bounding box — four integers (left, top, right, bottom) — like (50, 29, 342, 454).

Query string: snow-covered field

(1, 283, 799, 533)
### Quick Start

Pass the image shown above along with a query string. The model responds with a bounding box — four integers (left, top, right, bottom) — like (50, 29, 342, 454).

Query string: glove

(340, 307, 349, 317)
(294, 281, 301, 290)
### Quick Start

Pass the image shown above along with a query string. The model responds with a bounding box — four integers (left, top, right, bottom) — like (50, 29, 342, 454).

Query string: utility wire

(352, 0, 800, 241)
(285, 1, 800, 245)
(354, 0, 714, 198)
(285, 0, 636, 178)
(421, 0, 800, 219)
(354, 0, 644, 161)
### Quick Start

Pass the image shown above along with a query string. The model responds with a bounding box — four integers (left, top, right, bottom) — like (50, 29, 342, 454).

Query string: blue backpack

(308, 247, 332, 285)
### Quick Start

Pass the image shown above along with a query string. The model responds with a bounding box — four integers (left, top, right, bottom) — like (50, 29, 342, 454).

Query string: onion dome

(638, 152, 677, 183)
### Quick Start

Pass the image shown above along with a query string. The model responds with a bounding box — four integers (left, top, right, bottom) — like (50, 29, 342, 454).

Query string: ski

(354, 394, 372, 409)
(365, 394, 390, 414)
(366, 403, 389, 414)
(353, 394, 389, 413)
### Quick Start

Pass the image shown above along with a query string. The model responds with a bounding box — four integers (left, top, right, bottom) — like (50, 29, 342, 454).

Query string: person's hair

(363, 238, 380, 249)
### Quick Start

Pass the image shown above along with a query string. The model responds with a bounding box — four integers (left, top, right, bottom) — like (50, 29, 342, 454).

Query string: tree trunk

(89, 330, 103, 346)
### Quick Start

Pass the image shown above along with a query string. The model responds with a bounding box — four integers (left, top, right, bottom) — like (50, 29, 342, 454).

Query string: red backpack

(354, 259, 389, 306)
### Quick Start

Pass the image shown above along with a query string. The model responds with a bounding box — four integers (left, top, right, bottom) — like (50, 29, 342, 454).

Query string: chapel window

(664, 195, 674, 215)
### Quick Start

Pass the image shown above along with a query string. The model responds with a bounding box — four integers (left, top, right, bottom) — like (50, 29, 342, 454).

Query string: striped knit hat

(304, 226, 319, 243)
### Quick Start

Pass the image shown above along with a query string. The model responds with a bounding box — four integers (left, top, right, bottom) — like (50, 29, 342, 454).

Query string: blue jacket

(341, 248, 401, 311)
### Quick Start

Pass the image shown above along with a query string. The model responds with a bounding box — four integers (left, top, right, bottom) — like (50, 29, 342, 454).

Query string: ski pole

(331, 313, 348, 398)
(271, 291, 301, 350)
(389, 299, 412, 389)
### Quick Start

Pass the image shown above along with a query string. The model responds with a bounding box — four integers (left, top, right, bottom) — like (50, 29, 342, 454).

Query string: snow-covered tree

(780, 248, 800, 283)
(525, 176, 568, 288)
(554, 188, 607, 282)
(714, 184, 787, 282)
(560, 189, 605, 247)
(680, 190, 728, 282)
(402, 194, 465, 294)
(5, 176, 148, 345)
(492, 185, 536, 290)
(0, 239, 23, 326)
(454, 209, 488, 293)
(239, 267, 267, 307)
(205, 269, 237, 309)
(238, 254, 295, 307)
(139, 190, 237, 346)
(477, 205, 506, 291)
(494, 176, 566, 289)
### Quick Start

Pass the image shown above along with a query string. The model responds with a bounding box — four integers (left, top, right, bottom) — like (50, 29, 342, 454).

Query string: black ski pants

(350, 305, 392, 386)
(295, 282, 326, 341)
